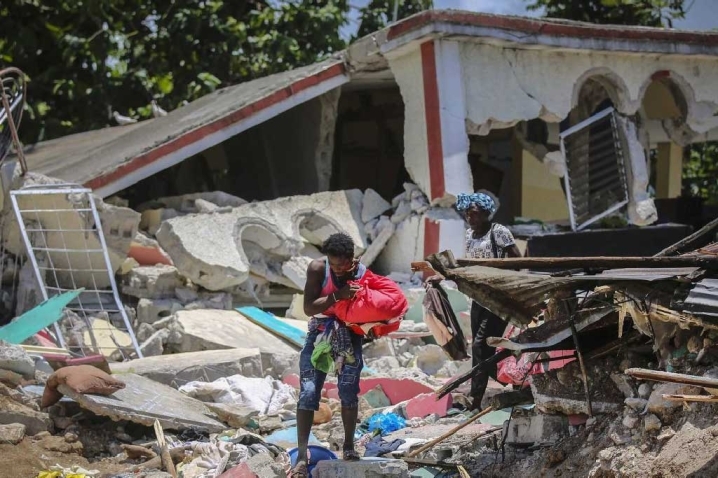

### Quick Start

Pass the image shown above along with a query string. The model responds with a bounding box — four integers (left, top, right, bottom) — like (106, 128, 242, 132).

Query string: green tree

(354, 0, 433, 39)
(683, 142, 718, 205)
(526, 0, 686, 27)
(0, 0, 349, 144)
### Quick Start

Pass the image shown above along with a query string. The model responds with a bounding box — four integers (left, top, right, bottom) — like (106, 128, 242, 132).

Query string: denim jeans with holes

(297, 322, 363, 411)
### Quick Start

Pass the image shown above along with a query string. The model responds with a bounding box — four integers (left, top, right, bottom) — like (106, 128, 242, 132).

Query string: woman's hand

(335, 283, 361, 300)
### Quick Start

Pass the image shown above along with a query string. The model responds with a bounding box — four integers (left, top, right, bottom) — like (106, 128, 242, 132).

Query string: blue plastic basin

(288, 445, 338, 476)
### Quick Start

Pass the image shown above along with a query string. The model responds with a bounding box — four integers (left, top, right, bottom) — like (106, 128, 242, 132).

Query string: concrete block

(313, 458, 409, 478)
(137, 298, 183, 324)
(122, 265, 184, 299)
(362, 188, 392, 223)
(504, 414, 567, 446)
(111, 348, 263, 388)
(406, 393, 452, 419)
(0, 423, 25, 444)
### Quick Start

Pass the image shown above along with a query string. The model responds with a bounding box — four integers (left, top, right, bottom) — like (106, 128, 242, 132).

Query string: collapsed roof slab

(21, 60, 348, 198)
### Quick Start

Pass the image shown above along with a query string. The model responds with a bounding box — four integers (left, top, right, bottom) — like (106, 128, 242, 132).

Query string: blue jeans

(298, 324, 364, 410)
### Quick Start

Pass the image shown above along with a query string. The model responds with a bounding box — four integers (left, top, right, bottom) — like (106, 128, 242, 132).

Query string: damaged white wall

(459, 42, 718, 138)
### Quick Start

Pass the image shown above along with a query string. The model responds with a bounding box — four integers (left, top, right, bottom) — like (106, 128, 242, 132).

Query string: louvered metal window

(560, 107, 629, 231)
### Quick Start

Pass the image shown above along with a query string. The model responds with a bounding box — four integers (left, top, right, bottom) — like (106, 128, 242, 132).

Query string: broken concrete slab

(0, 340, 35, 377)
(361, 219, 395, 268)
(174, 309, 298, 370)
(282, 255, 313, 290)
(314, 459, 409, 477)
(0, 396, 52, 435)
(362, 189, 392, 223)
(57, 373, 225, 432)
(110, 348, 263, 388)
(122, 265, 184, 299)
(156, 189, 366, 291)
(504, 414, 568, 446)
(205, 402, 259, 429)
(0, 423, 26, 444)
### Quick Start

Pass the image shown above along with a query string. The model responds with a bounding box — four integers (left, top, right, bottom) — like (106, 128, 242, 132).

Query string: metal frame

(560, 107, 629, 231)
(10, 184, 142, 358)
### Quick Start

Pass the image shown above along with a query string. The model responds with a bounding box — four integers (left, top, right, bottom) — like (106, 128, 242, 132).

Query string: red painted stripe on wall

(420, 40, 445, 202)
(423, 217, 441, 265)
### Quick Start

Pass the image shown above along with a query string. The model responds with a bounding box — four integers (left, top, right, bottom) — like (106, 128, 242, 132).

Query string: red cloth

(332, 270, 409, 324)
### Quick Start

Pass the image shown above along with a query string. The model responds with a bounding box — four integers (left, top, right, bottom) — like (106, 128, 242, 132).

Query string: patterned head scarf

(455, 192, 497, 218)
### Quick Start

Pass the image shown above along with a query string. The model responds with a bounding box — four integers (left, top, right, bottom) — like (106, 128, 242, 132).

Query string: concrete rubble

(0, 173, 716, 477)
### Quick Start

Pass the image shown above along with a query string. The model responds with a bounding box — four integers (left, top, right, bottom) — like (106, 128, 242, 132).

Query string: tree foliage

(1, 0, 349, 143)
(683, 142, 718, 205)
(354, 0, 432, 39)
(526, 0, 687, 27)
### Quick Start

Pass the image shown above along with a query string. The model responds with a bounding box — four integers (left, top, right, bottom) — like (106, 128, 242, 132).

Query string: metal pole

(0, 68, 28, 174)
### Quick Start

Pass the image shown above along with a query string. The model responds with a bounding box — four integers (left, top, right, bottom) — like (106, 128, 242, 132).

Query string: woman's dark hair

(322, 233, 355, 259)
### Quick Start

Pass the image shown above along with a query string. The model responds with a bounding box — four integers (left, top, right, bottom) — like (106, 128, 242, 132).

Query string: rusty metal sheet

(683, 278, 718, 318)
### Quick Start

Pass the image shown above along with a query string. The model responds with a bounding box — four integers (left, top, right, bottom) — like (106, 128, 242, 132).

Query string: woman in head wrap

(456, 192, 521, 411)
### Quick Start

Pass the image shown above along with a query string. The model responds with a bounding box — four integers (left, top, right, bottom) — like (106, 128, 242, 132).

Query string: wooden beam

(456, 255, 718, 270)
(625, 368, 718, 389)
(655, 216, 718, 257)
(662, 394, 718, 403)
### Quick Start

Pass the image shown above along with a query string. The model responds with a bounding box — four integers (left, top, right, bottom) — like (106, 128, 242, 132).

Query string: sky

(342, 0, 718, 39)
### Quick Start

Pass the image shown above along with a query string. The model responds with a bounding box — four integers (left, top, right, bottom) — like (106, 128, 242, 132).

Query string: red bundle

(332, 270, 409, 325)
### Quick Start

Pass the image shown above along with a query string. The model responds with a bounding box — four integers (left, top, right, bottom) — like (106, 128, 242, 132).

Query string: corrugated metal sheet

(683, 278, 718, 318)
(444, 265, 699, 327)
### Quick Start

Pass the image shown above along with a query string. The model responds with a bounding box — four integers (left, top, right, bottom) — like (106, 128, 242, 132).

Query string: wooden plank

(456, 255, 718, 270)
(236, 306, 306, 348)
(662, 394, 718, 403)
(0, 289, 82, 344)
(625, 368, 718, 389)
(21, 345, 71, 356)
(406, 407, 499, 458)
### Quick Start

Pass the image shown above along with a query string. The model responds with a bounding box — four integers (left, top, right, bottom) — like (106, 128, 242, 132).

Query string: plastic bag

(367, 412, 406, 435)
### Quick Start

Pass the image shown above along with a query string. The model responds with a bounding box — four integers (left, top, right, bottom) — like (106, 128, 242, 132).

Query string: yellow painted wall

(520, 149, 570, 221)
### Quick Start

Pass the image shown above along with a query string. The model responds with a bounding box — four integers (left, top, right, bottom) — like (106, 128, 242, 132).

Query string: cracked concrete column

(388, 39, 472, 205)
(389, 39, 471, 260)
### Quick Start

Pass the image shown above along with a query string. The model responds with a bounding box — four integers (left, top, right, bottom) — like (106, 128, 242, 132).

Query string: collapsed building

(1, 9, 718, 478)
